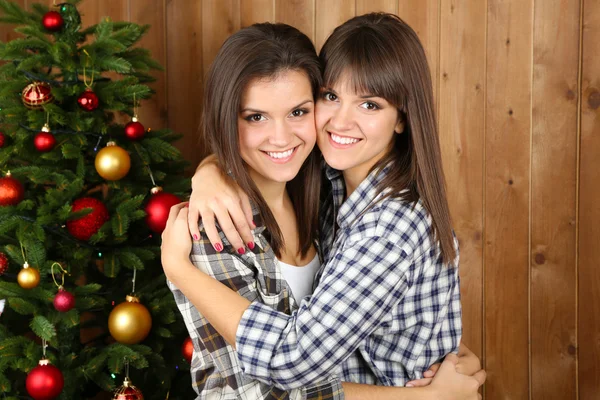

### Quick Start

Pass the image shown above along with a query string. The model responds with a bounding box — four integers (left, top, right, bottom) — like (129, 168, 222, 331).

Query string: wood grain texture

(356, 0, 397, 15)
(397, 0, 439, 115)
(275, 0, 314, 42)
(438, 0, 486, 360)
(484, 0, 532, 398)
(578, 0, 600, 398)
(530, 0, 579, 398)
(130, 0, 167, 129)
(241, 0, 274, 26)
(315, 0, 354, 51)
(166, 0, 204, 170)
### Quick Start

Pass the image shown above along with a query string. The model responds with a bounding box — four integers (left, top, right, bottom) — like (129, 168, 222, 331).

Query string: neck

(249, 169, 288, 211)
(342, 167, 369, 199)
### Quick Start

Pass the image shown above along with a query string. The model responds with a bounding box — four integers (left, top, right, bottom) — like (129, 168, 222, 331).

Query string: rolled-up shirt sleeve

(236, 236, 413, 389)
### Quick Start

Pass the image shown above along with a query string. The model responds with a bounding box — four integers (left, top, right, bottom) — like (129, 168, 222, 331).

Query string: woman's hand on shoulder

(161, 201, 192, 282)
(426, 353, 485, 400)
(188, 156, 255, 253)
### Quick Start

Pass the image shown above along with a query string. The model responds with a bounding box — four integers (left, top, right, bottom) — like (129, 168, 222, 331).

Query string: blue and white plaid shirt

(236, 162, 462, 388)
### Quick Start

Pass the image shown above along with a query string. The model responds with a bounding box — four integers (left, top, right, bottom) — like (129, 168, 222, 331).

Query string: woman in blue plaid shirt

(163, 13, 485, 399)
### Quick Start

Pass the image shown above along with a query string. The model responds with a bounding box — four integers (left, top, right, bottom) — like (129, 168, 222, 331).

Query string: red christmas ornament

(77, 88, 99, 111)
(26, 358, 64, 400)
(124, 116, 145, 141)
(182, 336, 193, 364)
(112, 377, 144, 400)
(145, 187, 180, 233)
(53, 287, 75, 312)
(0, 132, 5, 147)
(34, 124, 56, 152)
(22, 82, 54, 108)
(42, 11, 64, 31)
(66, 197, 109, 241)
(0, 172, 24, 206)
(0, 252, 8, 275)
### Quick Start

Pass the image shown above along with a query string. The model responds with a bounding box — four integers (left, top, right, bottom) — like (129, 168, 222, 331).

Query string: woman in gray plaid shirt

(162, 14, 485, 400)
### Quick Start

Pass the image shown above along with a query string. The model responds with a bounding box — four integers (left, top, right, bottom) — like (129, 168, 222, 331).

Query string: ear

(394, 118, 405, 134)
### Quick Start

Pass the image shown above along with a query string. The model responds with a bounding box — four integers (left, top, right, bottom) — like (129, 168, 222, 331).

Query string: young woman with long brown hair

(162, 14, 485, 399)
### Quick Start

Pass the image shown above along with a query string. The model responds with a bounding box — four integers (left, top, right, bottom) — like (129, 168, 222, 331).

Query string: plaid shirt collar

(324, 163, 394, 230)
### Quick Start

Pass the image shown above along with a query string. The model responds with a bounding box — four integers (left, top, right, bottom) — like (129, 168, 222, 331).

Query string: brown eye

(323, 92, 337, 102)
(246, 114, 266, 122)
(291, 109, 308, 117)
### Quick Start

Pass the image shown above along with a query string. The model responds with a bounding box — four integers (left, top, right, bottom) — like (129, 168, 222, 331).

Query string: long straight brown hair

(201, 23, 323, 258)
(320, 13, 457, 264)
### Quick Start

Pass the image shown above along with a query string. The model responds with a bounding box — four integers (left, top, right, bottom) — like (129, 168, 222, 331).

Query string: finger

(200, 211, 223, 252)
(423, 362, 441, 377)
(223, 197, 254, 249)
(238, 189, 256, 229)
(478, 394, 482, 400)
(177, 207, 189, 221)
(211, 202, 245, 253)
(187, 205, 201, 242)
(444, 353, 460, 366)
(472, 369, 487, 386)
(166, 202, 188, 228)
(404, 378, 432, 387)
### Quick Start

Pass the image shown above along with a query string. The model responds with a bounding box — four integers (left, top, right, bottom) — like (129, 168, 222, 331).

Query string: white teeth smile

(331, 133, 359, 145)
(266, 148, 295, 159)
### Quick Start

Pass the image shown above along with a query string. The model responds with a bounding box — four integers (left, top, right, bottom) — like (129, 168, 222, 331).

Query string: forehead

(241, 70, 313, 110)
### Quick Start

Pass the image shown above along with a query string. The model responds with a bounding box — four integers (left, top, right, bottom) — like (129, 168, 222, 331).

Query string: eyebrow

(240, 99, 314, 114)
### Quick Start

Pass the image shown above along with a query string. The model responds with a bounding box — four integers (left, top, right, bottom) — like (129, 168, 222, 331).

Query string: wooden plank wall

(1, 1, 599, 399)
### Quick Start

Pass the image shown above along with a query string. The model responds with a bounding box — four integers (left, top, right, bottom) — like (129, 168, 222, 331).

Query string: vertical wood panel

(530, 0, 579, 398)
(130, 0, 168, 130)
(315, 0, 355, 51)
(578, 0, 600, 398)
(76, 0, 128, 29)
(438, 0, 486, 361)
(202, 1, 241, 79)
(166, 0, 204, 170)
(241, 0, 274, 26)
(0, 0, 25, 42)
(356, 0, 397, 15)
(275, 0, 315, 42)
(397, 0, 439, 115)
(484, 0, 532, 398)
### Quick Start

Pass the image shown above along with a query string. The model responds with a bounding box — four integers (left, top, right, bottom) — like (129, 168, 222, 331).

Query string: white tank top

(277, 253, 320, 304)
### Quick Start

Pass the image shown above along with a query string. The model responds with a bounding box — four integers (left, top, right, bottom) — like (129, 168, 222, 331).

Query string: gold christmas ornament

(17, 262, 41, 289)
(95, 141, 131, 181)
(108, 294, 152, 344)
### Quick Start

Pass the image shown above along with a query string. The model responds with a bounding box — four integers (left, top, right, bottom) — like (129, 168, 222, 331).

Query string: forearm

(167, 259, 249, 348)
(342, 382, 433, 400)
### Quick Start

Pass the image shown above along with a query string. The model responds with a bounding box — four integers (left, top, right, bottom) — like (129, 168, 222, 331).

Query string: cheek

(314, 102, 330, 132)
(238, 126, 262, 159)
(298, 119, 317, 147)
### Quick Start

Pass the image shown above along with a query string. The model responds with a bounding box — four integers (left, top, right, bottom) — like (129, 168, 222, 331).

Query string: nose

(268, 120, 294, 147)
(329, 104, 354, 131)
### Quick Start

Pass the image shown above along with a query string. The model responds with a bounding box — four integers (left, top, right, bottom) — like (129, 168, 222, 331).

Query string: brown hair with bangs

(202, 23, 322, 258)
(320, 13, 457, 264)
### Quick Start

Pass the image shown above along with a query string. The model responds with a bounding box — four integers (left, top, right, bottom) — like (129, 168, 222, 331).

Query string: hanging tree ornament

(0, 252, 9, 275)
(77, 50, 99, 111)
(112, 361, 144, 400)
(42, 9, 64, 31)
(34, 113, 56, 152)
(95, 141, 131, 181)
(0, 171, 25, 206)
(22, 81, 54, 109)
(182, 336, 193, 364)
(51, 263, 75, 312)
(145, 186, 180, 233)
(124, 93, 145, 141)
(26, 340, 64, 400)
(108, 269, 152, 345)
(17, 262, 40, 289)
(0, 131, 6, 147)
(66, 197, 109, 241)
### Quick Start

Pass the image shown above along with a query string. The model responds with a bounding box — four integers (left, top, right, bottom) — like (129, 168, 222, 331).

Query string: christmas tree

(0, 1, 194, 399)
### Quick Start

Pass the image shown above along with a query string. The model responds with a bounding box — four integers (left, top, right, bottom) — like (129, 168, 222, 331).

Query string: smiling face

(238, 70, 316, 188)
(315, 72, 404, 186)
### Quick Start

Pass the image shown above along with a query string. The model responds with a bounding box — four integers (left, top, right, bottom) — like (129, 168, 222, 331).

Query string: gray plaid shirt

(167, 211, 344, 400)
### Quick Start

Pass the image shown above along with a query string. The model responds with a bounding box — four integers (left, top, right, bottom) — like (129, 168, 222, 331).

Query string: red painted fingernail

(247, 242, 255, 250)
(252, 220, 256, 227)
(214, 243, 223, 252)
(193, 234, 199, 241)
(237, 247, 245, 255)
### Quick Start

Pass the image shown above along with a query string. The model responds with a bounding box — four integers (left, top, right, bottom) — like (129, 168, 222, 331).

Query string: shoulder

(350, 197, 433, 259)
